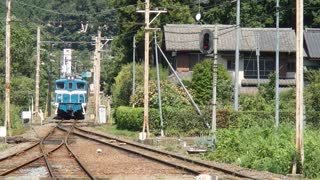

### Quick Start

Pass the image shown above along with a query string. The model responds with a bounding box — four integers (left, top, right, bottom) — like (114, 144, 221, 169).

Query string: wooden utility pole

(94, 30, 101, 124)
(92, 31, 112, 124)
(137, 0, 166, 138)
(143, 0, 150, 136)
(35, 27, 41, 124)
(292, 0, 304, 174)
(5, 0, 12, 137)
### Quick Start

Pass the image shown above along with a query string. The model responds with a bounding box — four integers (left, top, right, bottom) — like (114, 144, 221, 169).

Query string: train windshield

(56, 82, 64, 89)
(68, 82, 73, 89)
(77, 82, 85, 89)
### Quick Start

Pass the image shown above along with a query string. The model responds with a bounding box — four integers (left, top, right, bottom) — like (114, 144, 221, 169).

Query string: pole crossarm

(137, 10, 167, 27)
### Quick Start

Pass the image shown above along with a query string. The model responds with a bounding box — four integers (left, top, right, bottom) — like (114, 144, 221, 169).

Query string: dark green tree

(191, 59, 233, 106)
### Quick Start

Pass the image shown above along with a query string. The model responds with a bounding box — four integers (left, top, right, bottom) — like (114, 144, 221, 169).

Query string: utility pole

(132, 36, 136, 97)
(275, 0, 280, 128)
(94, 30, 101, 124)
(35, 27, 41, 124)
(92, 30, 112, 124)
(47, 44, 54, 117)
(143, 0, 150, 137)
(234, 0, 240, 111)
(292, 0, 304, 174)
(137, 0, 166, 138)
(5, 0, 12, 137)
(212, 24, 218, 144)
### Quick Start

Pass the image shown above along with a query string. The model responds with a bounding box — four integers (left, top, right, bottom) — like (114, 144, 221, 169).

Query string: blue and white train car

(54, 76, 88, 119)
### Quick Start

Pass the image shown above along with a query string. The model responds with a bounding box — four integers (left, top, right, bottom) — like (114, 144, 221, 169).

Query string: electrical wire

(13, 0, 137, 16)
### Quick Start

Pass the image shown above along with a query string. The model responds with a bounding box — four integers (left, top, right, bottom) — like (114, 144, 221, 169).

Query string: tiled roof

(164, 24, 296, 53)
(304, 28, 320, 58)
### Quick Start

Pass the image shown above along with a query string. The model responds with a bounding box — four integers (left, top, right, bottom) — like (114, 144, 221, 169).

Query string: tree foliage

(111, 63, 168, 107)
(191, 59, 233, 106)
(130, 80, 189, 108)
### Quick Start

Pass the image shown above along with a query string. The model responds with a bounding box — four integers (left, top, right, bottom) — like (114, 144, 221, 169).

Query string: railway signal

(199, 29, 213, 54)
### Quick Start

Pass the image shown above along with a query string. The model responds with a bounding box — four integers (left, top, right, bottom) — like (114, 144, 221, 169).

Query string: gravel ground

(69, 134, 194, 179)
(0, 124, 55, 159)
(82, 126, 286, 180)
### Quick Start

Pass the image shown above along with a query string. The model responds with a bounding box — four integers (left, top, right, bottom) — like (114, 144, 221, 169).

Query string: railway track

(0, 121, 95, 179)
(1, 121, 271, 179)
(57, 125, 257, 179)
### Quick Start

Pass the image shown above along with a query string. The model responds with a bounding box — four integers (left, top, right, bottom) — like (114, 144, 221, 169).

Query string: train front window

(77, 82, 85, 89)
(56, 82, 64, 89)
(68, 82, 73, 89)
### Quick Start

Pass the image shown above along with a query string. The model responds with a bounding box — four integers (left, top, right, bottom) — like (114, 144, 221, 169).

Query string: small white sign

(0, 126, 6, 137)
(139, 132, 146, 141)
(22, 111, 32, 119)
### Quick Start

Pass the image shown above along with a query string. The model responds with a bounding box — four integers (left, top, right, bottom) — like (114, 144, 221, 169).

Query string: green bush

(111, 63, 168, 107)
(204, 125, 295, 174)
(203, 125, 320, 178)
(115, 106, 209, 136)
(0, 103, 23, 132)
(114, 106, 144, 131)
(130, 80, 189, 108)
(304, 128, 320, 178)
(191, 59, 233, 105)
(305, 82, 320, 127)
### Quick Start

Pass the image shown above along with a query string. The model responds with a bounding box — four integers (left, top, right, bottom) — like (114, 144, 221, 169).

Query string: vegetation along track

(0, 121, 95, 179)
(58, 126, 257, 179)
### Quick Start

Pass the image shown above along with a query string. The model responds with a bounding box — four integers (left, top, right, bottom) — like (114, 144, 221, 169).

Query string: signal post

(199, 26, 218, 145)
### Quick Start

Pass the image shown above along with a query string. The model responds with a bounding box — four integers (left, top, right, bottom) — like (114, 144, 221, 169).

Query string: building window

(287, 62, 295, 72)
(227, 60, 235, 70)
(244, 57, 274, 79)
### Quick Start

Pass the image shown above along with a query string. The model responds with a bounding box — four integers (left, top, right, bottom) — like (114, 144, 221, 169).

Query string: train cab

(54, 76, 88, 119)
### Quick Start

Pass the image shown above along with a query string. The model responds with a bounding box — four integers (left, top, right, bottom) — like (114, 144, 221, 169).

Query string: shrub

(114, 106, 144, 131)
(304, 128, 320, 178)
(0, 103, 23, 132)
(115, 106, 209, 136)
(111, 63, 168, 107)
(204, 125, 320, 178)
(204, 125, 296, 175)
(305, 82, 320, 127)
(130, 80, 189, 108)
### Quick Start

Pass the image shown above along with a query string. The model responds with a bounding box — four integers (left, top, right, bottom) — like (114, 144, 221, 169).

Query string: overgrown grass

(95, 124, 139, 138)
(203, 124, 320, 178)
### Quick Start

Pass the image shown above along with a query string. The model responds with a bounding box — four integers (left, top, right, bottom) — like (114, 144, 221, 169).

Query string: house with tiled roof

(304, 28, 320, 67)
(163, 24, 320, 93)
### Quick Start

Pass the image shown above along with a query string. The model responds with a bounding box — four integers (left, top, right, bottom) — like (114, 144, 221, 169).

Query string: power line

(13, 0, 137, 16)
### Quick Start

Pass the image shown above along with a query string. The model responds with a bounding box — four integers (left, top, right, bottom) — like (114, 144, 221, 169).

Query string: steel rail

(40, 127, 58, 179)
(62, 122, 96, 180)
(57, 126, 200, 175)
(74, 127, 255, 179)
(0, 142, 40, 161)
(64, 127, 203, 175)
(0, 141, 64, 176)
(0, 122, 64, 177)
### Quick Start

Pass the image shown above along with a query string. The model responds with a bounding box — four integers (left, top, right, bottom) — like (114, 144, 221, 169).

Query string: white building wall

(219, 56, 244, 87)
